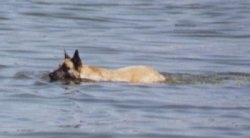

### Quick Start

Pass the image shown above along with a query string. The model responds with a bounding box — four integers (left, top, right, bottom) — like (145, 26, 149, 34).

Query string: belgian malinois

(49, 50, 169, 83)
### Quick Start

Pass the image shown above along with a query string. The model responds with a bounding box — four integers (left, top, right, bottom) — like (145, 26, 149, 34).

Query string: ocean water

(0, 0, 250, 138)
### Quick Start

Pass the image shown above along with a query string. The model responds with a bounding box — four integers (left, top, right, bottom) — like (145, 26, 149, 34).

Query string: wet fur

(49, 50, 170, 83)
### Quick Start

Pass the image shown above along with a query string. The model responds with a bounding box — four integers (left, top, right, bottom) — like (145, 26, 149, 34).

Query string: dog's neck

(79, 65, 113, 81)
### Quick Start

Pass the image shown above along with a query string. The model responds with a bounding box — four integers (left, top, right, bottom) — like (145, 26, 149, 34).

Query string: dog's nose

(49, 72, 55, 79)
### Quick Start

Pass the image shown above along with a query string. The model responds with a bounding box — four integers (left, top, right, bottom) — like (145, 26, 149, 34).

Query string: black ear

(64, 50, 71, 59)
(72, 49, 82, 68)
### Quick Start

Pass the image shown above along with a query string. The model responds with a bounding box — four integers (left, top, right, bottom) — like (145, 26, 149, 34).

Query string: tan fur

(79, 65, 168, 83)
(50, 50, 170, 83)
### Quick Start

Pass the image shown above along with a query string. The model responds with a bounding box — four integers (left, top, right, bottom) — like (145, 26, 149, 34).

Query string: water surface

(0, 0, 250, 138)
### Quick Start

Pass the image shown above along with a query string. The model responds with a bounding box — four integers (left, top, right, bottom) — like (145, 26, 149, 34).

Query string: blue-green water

(0, 0, 250, 138)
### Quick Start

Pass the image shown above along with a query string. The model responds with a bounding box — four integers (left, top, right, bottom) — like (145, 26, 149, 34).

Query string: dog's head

(49, 50, 83, 81)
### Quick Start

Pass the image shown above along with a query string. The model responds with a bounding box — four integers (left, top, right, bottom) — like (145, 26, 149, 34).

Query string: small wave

(12, 71, 50, 87)
(40, 71, 50, 81)
(13, 71, 33, 79)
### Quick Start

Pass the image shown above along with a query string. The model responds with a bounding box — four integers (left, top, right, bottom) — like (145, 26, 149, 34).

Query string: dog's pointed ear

(72, 49, 82, 68)
(64, 50, 71, 59)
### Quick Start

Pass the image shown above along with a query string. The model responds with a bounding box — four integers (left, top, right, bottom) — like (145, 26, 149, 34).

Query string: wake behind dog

(49, 50, 171, 83)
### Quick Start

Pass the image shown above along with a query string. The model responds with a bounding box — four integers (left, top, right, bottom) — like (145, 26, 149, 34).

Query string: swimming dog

(49, 50, 169, 83)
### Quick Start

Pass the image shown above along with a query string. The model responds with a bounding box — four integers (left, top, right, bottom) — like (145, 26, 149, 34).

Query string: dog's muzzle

(49, 70, 64, 81)
(49, 72, 57, 81)
(49, 69, 76, 81)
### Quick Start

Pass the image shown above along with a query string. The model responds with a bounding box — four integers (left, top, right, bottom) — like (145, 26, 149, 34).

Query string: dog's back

(79, 65, 167, 83)
(112, 66, 167, 83)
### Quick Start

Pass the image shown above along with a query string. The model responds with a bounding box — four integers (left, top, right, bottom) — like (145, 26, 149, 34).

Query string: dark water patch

(62, 7, 99, 12)
(31, 1, 121, 7)
(21, 12, 50, 18)
(3, 49, 42, 54)
(33, 80, 49, 86)
(69, 96, 118, 105)
(213, 59, 250, 66)
(0, 27, 16, 31)
(30, 1, 51, 6)
(0, 95, 46, 105)
(113, 103, 250, 111)
(0, 64, 9, 69)
(0, 16, 9, 20)
(59, 16, 112, 23)
(79, 46, 121, 55)
(172, 29, 239, 39)
(193, 126, 241, 131)
(3, 93, 59, 101)
(22, 11, 112, 23)
(173, 29, 250, 40)
(2, 93, 71, 105)
(8, 93, 44, 99)
(164, 72, 250, 85)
